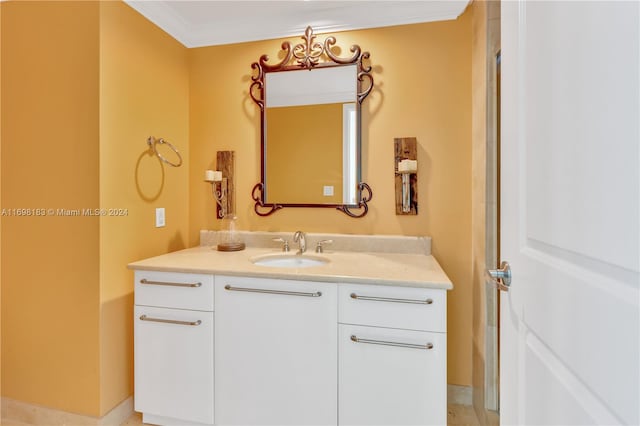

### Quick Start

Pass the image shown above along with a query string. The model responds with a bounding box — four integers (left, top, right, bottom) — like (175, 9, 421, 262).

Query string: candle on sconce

(205, 170, 223, 182)
(398, 159, 418, 173)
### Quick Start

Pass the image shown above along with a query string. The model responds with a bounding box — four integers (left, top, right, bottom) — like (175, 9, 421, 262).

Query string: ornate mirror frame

(250, 26, 374, 218)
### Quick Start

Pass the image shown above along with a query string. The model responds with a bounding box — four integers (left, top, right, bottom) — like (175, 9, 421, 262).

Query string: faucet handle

(273, 238, 290, 252)
(315, 239, 333, 253)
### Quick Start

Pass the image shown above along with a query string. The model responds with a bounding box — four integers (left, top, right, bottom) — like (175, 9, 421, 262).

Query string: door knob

(487, 261, 511, 292)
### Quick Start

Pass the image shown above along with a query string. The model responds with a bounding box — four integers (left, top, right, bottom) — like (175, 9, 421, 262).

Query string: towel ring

(147, 136, 183, 167)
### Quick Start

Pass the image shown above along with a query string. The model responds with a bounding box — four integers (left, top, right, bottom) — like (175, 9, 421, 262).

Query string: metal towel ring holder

(147, 136, 183, 167)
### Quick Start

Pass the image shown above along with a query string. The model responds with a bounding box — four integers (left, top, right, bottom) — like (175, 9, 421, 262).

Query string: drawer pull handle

(350, 335, 433, 350)
(139, 314, 202, 326)
(224, 284, 321, 298)
(140, 278, 202, 288)
(350, 293, 433, 305)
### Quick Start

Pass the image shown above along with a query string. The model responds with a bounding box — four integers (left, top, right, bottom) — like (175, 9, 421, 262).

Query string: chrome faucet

(293, 231, 307, 254)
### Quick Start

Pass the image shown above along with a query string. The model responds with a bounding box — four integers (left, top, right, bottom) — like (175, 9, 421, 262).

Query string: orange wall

(1, 1, 101, 415)
(1, 1, 189, 417)
(98, 1, 190, 415)
(0, 1, 3, 401)
(189, 17, 473, 386)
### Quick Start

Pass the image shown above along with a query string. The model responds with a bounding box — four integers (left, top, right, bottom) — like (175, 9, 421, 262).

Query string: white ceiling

(124, 1, 471, 48)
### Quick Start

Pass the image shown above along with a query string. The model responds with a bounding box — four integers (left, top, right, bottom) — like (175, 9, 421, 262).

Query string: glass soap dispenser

(217, 214, 245, 251)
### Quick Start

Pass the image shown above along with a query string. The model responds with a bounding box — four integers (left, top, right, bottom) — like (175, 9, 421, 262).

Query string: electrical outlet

(155, 207, 165, 228)
(323, 186, 334, 196)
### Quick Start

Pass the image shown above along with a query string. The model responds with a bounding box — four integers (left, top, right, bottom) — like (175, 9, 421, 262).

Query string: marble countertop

(128, 245, 453, 290)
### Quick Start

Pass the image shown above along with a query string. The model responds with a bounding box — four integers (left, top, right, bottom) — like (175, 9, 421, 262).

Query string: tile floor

(118, 404, 482, 426)
(2, 404, 483, 426)
(447, 404, 482, 425)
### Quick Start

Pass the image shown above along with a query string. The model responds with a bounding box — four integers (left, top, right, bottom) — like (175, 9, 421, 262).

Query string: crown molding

(124, 1, 470, 48)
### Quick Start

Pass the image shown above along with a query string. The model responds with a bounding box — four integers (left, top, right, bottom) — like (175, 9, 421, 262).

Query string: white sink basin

(251, 254, 329, 268)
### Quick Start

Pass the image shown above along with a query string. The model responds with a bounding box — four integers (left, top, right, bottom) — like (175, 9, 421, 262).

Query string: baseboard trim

(448, 384, 473, 405)
(98, 397, 134, 426)
(1, 396, 133, 426)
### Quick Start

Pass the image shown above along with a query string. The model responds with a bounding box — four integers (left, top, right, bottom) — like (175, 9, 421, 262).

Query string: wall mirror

(250, 26, 374, 217)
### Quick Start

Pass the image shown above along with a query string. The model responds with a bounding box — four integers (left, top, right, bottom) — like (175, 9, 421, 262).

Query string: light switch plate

(155, 207, 165, 227)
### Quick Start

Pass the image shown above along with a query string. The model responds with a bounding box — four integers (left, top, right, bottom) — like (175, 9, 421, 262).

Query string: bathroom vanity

(129, 232, 452, 426)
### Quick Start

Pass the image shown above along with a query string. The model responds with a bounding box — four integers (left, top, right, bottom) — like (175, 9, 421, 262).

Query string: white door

(500, 2, 639, 425)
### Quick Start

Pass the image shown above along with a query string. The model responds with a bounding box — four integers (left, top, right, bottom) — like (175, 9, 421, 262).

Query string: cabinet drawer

(338, 324, 446, 425)
(338, 284, 446, 332)
(135, 271, 214, 311)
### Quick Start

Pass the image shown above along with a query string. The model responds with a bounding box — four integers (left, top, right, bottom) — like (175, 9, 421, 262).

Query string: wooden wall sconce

(204, 151, 236, 219)
(394, 137, 418, 215)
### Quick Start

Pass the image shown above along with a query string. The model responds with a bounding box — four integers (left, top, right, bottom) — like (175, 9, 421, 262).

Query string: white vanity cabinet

(132, 267, 449, 426)
(134, 271, 215, 426)
(338, 284, 447, 425)
(214, 276, 338, 426)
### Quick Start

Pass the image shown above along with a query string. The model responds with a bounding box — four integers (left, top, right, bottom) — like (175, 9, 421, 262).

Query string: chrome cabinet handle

(224, 284, 321, 298)
(350, 335, 433, 350)
(350, 293, 433, 305)
(140, 278, 202, 288)
(139, 314, 202, 326)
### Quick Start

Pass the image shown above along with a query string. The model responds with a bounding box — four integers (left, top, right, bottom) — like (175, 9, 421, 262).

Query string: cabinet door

(215, 276, 337, 426)
(339, 324, 446, 425)
(134, 306, 214, 425)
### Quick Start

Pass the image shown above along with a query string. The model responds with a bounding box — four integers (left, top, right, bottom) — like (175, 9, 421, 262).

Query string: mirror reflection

(264, 66, 358, 205)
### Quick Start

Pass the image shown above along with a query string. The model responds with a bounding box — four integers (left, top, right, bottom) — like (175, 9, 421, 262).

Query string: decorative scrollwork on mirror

(250, 26, 374, 218)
